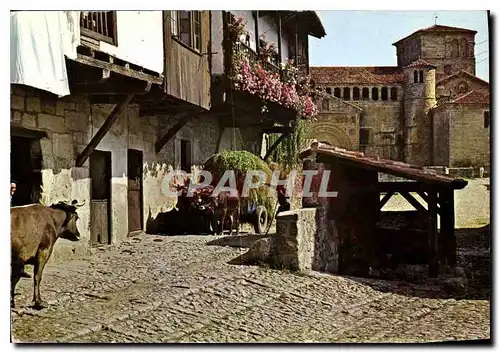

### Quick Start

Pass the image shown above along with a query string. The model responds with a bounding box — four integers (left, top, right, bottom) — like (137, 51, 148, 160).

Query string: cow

(11, 199, 85, 309)
(198, 189, 241, 236)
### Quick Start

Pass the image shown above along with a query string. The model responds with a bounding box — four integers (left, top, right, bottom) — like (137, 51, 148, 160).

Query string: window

(372, 87, 379, 101)
(381, 87, 388, 101)
(80, 11, 118, 45)
(360, 128, 370, 145)
(444, 64, 452, 75)
(450, 39, 459, 58)
(172, 11, 202, 52)
(390, 87, 398, 101)
(414, 71, 418, 83)
(322, 99, 330, 111)
(419, 70, 424, 83)
(180, 139, 192, 172)
(362, 87, 369, 100)
(326, 87, 332, 94)
(353, 87, 360, 101)
(334, 88, 341, 98)
(343, 87, 351, 101)
(484, 111, 490, 128)
(460, 38, 468, 57)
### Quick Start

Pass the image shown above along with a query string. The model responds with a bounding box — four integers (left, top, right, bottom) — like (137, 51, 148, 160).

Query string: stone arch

(334, 87, 341, 98)
(309, 122, 354, 150)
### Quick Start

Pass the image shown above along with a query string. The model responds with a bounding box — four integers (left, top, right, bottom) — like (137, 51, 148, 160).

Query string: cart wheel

(253, 206, 268, 235)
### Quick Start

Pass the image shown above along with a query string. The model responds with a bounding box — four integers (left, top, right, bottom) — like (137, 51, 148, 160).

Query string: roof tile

(311, 66, 404, 85)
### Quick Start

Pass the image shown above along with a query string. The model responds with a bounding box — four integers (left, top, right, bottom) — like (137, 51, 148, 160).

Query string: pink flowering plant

(229, 23, 319, 120)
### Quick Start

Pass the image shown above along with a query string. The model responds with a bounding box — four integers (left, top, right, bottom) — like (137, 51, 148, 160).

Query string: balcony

(80, 11, 117, 45)
(233, 41, 281, 77)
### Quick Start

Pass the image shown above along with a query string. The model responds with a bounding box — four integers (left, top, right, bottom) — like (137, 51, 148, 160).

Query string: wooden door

(90, 150, 111, 245)
(127, 149, 143, 233)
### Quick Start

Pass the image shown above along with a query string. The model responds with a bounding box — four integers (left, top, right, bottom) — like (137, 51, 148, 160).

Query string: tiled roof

(452, 90, 490, 104)
(393, 24, 477, 46)
(436, 70, 490, 86)
(311, 66, 404, 85)
(403, 58, 437, 69)
(299, 141, 468, 189)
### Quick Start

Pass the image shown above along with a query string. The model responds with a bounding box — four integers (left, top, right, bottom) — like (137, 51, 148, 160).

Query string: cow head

(51, 200, 85, 241)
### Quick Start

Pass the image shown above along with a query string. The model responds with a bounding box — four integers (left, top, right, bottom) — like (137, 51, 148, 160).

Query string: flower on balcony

(228, 16, 247, 41)
(230, 35, 318, 120)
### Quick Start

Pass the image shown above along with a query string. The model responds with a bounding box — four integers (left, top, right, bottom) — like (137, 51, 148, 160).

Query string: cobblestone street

(11, 231, 490, 343)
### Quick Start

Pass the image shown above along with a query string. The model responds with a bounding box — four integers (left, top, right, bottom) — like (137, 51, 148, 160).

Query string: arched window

(419, 70, 424, 83)
(343, 87, 351, 100)
(372, 87, 379, 101)
(353, 87, 360, 101)
(362, 87, 369, 100)
(414, 71, 418, 83)
(334, 87, 341, 98)
(390, 87, 398, 101)
(322, 99, 330, 111)
(326, 87, 332, 94)
(381, 87, 388, 101)
(460, 38, 468, 58)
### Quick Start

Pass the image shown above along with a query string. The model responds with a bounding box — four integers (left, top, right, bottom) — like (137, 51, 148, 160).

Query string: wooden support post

(155, 113, 193, 153)
(254, 11, 260, 54)
(440, 188, 456, 266)
(76, 94, 135, 167)
(277, 12, 282, 64)
(379, 191, 394, 209)
(263, 132, 290, 161)
(428, 188, 439, 277)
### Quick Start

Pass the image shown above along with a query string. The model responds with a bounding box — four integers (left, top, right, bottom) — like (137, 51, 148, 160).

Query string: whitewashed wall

(98, 11, 164, 74)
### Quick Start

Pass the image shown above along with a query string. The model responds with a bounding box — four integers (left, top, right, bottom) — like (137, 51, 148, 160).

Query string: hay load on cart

(202, 150, 276, 235)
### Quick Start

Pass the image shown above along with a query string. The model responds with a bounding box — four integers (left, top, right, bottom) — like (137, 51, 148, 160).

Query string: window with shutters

(171, 11, 202, 52)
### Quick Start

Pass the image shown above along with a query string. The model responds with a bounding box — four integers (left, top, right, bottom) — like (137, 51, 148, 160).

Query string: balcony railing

(234, 41, 281, 76)
(80, 11, 117, 45)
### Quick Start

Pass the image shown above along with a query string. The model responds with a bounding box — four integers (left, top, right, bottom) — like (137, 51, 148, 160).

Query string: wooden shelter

(299, 141, 468, 277)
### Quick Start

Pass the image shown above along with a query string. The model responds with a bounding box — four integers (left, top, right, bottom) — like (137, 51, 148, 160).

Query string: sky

(309, 10, 490, 82)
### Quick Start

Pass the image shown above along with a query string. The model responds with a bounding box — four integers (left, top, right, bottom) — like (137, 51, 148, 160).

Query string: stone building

(311, 24, 490, 168)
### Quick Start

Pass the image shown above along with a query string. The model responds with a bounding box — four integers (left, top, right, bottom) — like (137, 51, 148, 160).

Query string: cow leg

(32, 248, 52, 310)
(228, 215, 233, 235)
(234, 207, 240, 235)
(11, 263, 22, 308)
(220, 209, 226, 235)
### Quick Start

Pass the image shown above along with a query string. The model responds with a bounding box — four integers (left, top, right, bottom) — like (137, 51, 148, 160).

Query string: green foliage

(203, 150, 275, 216)
(267, 119, 311, 173)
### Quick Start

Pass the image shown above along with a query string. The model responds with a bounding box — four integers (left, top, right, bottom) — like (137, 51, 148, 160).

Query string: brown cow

(201, 190, 240, 235)
(11, 200, 85, 309)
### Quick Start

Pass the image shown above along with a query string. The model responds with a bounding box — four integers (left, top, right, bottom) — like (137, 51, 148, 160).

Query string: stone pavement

(11, 234, 490, 343)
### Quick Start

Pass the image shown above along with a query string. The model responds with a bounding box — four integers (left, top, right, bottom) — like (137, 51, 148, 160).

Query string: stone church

(310, 24, 490, 168)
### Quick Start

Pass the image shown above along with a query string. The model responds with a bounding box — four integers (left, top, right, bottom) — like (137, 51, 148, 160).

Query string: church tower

(402, 59, 437, 165)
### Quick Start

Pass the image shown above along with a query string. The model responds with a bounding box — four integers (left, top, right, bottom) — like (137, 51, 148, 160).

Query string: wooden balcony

(233, 41, 281, 77)
(80, 11, 118, 45)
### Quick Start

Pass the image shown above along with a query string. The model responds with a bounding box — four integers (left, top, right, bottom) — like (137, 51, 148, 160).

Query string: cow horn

(71, 199, 86, 208)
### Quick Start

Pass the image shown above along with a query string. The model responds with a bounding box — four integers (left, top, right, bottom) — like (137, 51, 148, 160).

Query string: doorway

(90, 150, 112, 245)
(10, 135, 42, 206)
(127, 149, 143, 234)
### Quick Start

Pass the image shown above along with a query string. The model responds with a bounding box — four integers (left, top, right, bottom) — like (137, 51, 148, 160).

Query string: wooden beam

(440, 189, 456, 266)
(263, 132, 290, 161)
(277, 12, 282, 63)
(427, 188, 439, 277)
(155, 113, 192, 153)
(378, 181, 426, 193)
(72, 80, 151, 96)
(262, 126, 293, 134)
(74, 53, 163, 85)
(400, 191, 427, 212)
(379, 191, 395, 209)
(76, 94, 135, 167)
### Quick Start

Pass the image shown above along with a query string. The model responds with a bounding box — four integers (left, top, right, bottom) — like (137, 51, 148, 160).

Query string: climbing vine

(266, 119, 312, 174)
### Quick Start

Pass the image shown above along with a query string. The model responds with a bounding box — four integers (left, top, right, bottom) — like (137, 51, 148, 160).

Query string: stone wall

(420, 33, 476, 79)
(447, 104, 490, 167)
(10, 84, 221, 263)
